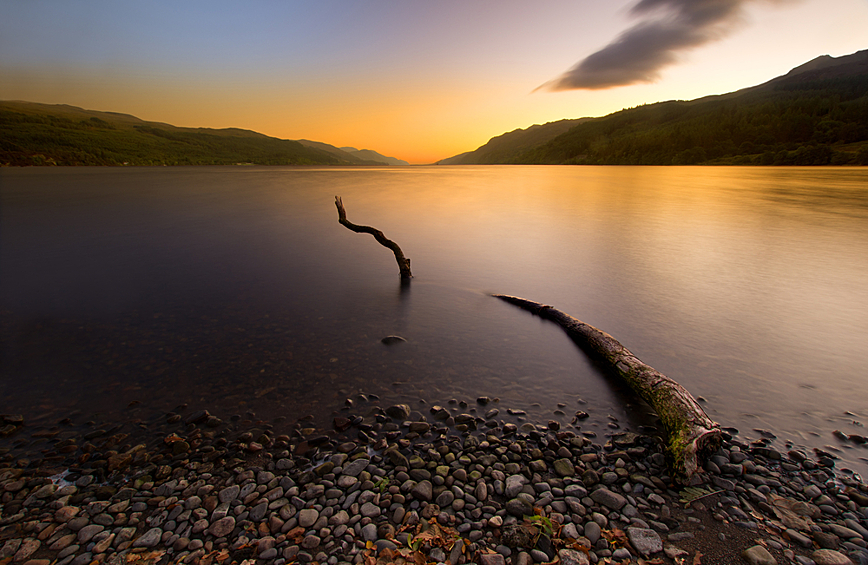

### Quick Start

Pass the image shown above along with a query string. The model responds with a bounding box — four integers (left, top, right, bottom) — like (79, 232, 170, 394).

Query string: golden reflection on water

(328, 166, 868, 462)
(2, 166, 868, 474)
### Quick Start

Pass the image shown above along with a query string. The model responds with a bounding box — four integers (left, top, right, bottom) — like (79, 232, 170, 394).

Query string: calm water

(2, 166, 868, 475)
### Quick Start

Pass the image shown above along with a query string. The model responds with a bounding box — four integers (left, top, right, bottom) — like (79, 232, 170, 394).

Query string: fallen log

(334, 196, 412, 279)
(493, 294, 721, 479)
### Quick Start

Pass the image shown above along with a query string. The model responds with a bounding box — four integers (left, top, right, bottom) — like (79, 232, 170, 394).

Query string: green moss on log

(493, 294, 721, 480)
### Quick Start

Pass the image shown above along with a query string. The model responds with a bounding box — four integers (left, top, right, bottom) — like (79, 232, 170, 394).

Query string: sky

(1, 1, 866, 164)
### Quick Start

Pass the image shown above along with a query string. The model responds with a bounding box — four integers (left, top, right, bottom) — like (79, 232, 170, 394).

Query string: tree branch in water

(335, 196, 412, 279)
(493, 293, 721, 480)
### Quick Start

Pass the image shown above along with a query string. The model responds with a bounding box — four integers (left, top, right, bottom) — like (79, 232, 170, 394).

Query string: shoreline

(2, 398, 868, 565)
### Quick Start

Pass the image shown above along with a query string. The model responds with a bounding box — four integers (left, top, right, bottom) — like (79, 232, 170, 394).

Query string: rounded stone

(132, 528, 163, 548)
(553, 458, 574, 477)
(558, 548, 590, 565)
(298, 508, 319, 528)
(208, 516, 236, 538)
(741, 545, 777, 565)
(55, 506, 81, 523)
(386, 404, 411, 419)
(360, 501, 381, 517)
(505, 497, 534, 517)
(590, 487, 626, 511)
(436, 491, 455, 507)
(584, 522, 601, 545)
(13, 539, 40, 562)
(811, 549, 855, 565)
(361, 523, 378, 542)
(77, 524, 104, 543)
(218, 485, 240, 503)
(410, 480, 433, 501)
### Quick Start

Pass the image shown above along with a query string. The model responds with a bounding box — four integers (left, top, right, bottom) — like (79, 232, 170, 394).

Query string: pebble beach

(2, 395, 868, 565)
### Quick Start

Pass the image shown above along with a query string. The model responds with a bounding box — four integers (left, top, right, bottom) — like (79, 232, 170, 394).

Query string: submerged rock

(381, 335, 406, 345)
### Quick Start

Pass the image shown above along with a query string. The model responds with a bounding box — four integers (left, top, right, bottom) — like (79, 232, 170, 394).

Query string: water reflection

(1, 165, 867, 475)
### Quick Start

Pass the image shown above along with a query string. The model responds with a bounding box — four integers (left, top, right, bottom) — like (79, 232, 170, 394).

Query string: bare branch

(494, 293, 720, 479)
(335, 196, 412, 279)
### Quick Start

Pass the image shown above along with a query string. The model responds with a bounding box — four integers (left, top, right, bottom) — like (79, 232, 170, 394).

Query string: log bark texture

(494, 294, 721, 479)
(335, 196, 412, 279)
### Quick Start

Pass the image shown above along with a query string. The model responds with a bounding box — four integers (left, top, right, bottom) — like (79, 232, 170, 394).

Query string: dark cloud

(539, 0, 790, 91)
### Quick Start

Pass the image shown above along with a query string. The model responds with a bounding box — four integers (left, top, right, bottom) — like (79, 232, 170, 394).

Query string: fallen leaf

(125, 550, 165, 563)
(602, 528, 630, 548)
(693, 550, 703, 565)
(286, 526, 305, 544)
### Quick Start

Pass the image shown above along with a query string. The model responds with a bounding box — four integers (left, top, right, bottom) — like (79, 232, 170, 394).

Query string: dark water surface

(2, 166, 868, 475)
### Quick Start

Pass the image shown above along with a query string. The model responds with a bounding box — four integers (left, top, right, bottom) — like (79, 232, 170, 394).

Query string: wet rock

(408, 421, 430, 434)
(381, 335, 406, 345)
(184, 410, 211, 425)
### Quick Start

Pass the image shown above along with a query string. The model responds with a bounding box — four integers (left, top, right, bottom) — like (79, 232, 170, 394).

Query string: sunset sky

(2, 1, 866, 164)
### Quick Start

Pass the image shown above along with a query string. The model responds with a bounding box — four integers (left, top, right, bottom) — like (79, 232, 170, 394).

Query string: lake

(2, 165, 868, 477)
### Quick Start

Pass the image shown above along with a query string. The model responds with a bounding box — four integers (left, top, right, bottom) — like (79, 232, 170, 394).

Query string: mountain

(296, 141, 407, 166)
(0, 102, 390, 167)
(441, 49, 868, 166)
(339, 147, 409, 166)
(437, 118, 594, 165)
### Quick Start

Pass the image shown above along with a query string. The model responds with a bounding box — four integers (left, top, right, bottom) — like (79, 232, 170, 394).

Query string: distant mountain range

(440, 49, 868, 166)
(3, 49, 866, 167)
(0, 101, 407, 167)
(339, 147, 409, 166)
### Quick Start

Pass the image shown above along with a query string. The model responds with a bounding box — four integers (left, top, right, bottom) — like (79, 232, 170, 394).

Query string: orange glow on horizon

(2, 0, 867, 164)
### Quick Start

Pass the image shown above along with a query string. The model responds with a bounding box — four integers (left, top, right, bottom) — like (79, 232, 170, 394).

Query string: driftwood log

(494, 294, 721, 479)
(335, 196, 412, 279)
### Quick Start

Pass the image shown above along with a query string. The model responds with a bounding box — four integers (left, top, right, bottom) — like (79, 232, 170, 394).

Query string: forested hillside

(447, 50, 868, 166)
(0, 102, 382, 166)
